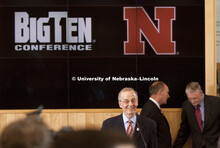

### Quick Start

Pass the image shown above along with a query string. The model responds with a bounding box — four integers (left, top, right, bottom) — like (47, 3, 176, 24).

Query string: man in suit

(173, 82, 220, 148)
(140, 81, 172, 148)
(101, 87, 157, 148)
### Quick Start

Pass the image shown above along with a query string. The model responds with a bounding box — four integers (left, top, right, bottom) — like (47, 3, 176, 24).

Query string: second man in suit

(140, 81, 172, 148)
(173, 82, 220, 148)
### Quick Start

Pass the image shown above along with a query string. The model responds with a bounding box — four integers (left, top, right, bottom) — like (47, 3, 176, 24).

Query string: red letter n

(124, 7, 176, 55)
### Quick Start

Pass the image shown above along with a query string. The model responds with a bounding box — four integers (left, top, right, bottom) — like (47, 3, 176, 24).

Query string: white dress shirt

(122, 113, 136, 134)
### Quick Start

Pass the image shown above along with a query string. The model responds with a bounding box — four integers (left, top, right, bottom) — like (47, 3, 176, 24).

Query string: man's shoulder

(180, 100, 194, 113)
(204, 95, 220, 106)
(182, 99, 191, 107)
(138, 114, 156, 126)
(205, 95, 220, 101)
(141, 100, 157, 112)
(101, 114, 123, 131)
(103, 114, 122, 123)
(142, 100, 153, 107)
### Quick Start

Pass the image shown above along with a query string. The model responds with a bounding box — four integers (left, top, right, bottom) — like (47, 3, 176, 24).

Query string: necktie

(127, 120, 133, 138)
(195, 104, 203, 132)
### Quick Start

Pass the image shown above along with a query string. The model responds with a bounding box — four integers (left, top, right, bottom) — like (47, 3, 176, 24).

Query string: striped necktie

(127, 120, 133, 138)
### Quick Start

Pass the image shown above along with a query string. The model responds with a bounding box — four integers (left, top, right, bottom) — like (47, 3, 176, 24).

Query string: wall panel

(0, 109, 191, 148)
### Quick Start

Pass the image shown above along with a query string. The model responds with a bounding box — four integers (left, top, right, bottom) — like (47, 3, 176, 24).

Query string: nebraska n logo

(124, 7, 176, 55)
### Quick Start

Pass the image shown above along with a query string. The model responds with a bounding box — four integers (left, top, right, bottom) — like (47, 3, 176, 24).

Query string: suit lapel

(188, 101, 203, 133)
(149, 100, 161, 114)
(132, 114, 141, 143)
(161, 112, 170, 129)
(149, 100, 170, 129)
(118, 114, 127, 135)
(203, 96, 211, 132)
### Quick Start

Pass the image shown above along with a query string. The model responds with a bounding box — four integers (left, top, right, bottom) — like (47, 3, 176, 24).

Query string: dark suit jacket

(101, 113, 157, 148)
(173, 95, 220, 148)
(140, 99, 172, 148)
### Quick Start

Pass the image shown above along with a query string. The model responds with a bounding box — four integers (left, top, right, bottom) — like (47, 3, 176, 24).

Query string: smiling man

(101, 87, 157, 148)
(173, 82, 220, 148)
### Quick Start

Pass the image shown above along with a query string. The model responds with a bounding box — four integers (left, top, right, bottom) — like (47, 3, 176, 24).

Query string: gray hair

(118, 87, 138, 102)
(185, 82, 202, 93)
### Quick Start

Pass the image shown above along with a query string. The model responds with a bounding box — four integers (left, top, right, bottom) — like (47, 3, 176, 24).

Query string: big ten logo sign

(123, 7, 176, 55)
(14, 12, 92, 51)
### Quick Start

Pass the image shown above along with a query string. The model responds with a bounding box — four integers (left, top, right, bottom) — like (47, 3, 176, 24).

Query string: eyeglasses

(120, 99, 138, 104)
(188, 94, 202, 101)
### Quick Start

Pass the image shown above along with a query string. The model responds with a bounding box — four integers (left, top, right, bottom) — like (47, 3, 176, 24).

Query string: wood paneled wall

(0, 108, 191, 148)
(205, 0, 216, 95)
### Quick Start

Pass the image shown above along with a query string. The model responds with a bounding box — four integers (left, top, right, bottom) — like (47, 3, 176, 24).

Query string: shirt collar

(122, 113, 136, 124)
(199, 93, 204, 107)
(149, 97, 161, 109)
(195, 93, 204, 108)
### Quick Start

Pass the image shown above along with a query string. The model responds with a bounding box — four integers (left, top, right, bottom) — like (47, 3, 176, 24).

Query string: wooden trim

(205, 0, 217, 95)
(0, 108, 181, 114)
(0, 108, 187, 147)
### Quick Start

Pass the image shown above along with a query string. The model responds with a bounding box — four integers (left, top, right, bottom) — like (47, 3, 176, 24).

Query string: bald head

(149, 81, 166, 96)
(149, 81, 170, 105)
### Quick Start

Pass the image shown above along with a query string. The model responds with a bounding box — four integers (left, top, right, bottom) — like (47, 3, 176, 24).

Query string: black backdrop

(0, 0, 204, 109)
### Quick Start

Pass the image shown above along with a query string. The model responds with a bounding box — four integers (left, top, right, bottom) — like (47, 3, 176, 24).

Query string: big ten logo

(14, 12, 92, 51)
(15, 12, 92, 43)
(123, 7, 176, 55)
